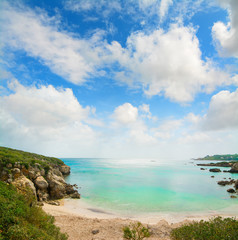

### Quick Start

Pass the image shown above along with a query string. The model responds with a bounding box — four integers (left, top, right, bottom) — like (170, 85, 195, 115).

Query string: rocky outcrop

(60, 165, 70, 175)
(229, 162, 238, 173)
(0, 161, 80, 203)
(12, 175, 37, 201)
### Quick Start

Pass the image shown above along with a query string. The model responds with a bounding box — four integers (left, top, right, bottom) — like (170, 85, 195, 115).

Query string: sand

(43, 199, 238, 240)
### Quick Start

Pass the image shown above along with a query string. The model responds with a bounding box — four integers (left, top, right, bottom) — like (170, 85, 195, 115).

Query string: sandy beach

(43, 199, 238, 240)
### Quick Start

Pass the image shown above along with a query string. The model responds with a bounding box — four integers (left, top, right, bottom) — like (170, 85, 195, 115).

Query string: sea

(62, 158, 238, 216)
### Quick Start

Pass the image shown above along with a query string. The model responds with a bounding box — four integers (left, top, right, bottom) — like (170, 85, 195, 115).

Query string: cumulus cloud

(0, 80, 99, 156)
(108, 24, 230, 103)
(0, 2, 107, 85)
(212, 0, 238, 57)
(201, 89, 238, 130)
(113, 103, 138, 125)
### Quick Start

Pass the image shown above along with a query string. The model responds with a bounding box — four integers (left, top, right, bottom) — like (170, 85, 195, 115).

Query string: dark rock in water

(230, 195, 237, 198)
(223, 170, 229, 172)
(92, 230, 99, 235)
(235, 180, 238, 190)
(229, 162, 238, 173)
(69, 192, 81, 199)
(200, 168, 205, 170)
(209, 168, 221, 172)
(217, 180, 232, 186)
(211, 176, 215, 178)
(227, 188, 236, 193)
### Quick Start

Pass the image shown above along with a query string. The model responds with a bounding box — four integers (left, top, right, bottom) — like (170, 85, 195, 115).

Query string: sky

(0, 0, 237, 159)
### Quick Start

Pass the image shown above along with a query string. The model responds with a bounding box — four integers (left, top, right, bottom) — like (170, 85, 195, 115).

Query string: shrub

(0, 181, 68, 240)
(171, 217, 238, 240)
(123, 222, 151, 240)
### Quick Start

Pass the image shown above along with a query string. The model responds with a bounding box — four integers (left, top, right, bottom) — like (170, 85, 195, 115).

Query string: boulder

(230, 195, 237, 198)
(37, 189, 49, 202)
(69, 192, 80, 199)
(209, 168, 221, 172)
(230, 163, 238, 173)
(52, 168, 63, 177)
(217, 180, 232, 186)
(235, 180, 238, 190)
(227, 188, 236, 193)
(60, 165, 70, 175)
(11, 168, 21, 179)
(46, 170, 66, 199)
(34, 176, 48, 190)
(12, 175, 37, 201)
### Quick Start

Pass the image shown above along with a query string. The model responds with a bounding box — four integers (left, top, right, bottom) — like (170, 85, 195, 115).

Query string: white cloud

(212, 0, 238, 57)
(0, 80, 100, 156)
(65, 0, 122, 17)
(113, 103, 138, 125)
(159, 0, 173, 21)
(108, 24, 230, 103)
(201, 89, 238, 130)
(0, 2, 107, 85)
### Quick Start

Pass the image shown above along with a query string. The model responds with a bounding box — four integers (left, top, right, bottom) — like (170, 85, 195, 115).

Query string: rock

(217, 180, 232, 186)
(227, 188, 236, 193)
(230, 162, 238, 173)
(92, 230, 99, 235)
(230, 195, 237, 198)
(209, 168, 221, 172)
(11, 168, 21, 179)
(235, 180, 238, 190)
(6, 163, 12, 168)
(211, 176, 215, 178)
(52, 168, 63, 177)
(46, 170, 66, 199)
(200, 168, 205, 170)
(60, 165, 70, 175)
(69, 192, 81, 199)
(65, 184, 76, 194)
(12, 175, 37, 201)
(34, 176, 48, 190)
(37, 189, 49, 202)
(14, 162, 21, 168)
(46, 200, 60, 206)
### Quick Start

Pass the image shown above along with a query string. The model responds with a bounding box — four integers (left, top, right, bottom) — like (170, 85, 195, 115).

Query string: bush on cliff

(0, 146, 64, 170)
(171, 217, 238, 240)
(0, 181, 68, 240)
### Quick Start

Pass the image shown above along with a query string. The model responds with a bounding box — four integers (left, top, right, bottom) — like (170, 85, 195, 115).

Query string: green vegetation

(171, 217, 238, 240)
(0, 146, 64, 170)
(0, 181, 68, 240)
(123, 222, 151, 240)
(197, 154, 238, 161)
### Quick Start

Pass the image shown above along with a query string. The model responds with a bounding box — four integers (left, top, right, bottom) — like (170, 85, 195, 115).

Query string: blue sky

(0, 0, 237, 159)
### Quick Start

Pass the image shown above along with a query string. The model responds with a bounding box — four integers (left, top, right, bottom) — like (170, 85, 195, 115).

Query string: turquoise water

(62, 158, 238, 215)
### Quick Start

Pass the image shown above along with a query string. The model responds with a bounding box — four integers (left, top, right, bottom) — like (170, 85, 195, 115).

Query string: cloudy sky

(0, 0, 237, 159)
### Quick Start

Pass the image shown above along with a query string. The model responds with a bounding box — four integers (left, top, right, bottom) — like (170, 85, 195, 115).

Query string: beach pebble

(92, 229, 99, 235)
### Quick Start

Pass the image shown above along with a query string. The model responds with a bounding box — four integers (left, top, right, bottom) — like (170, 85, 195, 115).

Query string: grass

(0, 146, 64, 170)
(0, 181, 68, 240)
(170, 217, 238, 240)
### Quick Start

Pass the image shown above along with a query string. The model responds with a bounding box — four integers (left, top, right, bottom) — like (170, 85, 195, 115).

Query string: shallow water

(62, 158, 238, 215)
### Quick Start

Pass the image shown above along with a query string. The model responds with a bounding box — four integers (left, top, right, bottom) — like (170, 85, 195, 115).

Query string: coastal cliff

(0, 146, 80, 204)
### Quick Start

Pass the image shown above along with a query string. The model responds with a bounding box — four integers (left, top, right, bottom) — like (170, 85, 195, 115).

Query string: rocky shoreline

(197, 161, 238, 198)
(0, 147, 80, 205)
